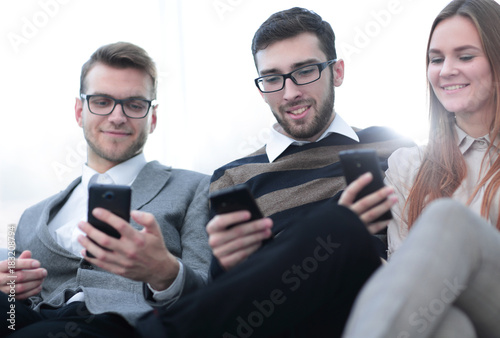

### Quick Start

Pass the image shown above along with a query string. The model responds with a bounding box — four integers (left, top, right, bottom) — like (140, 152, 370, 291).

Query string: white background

(0, 0, 454, 240)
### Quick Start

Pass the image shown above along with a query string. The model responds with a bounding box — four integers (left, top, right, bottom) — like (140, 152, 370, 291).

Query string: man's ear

(75, 97, 84, 127)
(149, 105, 158, 133)
(333, 59, 345, 87)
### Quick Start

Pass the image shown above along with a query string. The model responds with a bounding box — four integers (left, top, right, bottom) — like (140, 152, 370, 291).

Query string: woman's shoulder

(388, 144, 426, 170)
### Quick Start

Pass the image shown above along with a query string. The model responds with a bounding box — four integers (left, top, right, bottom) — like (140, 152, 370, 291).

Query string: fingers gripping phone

(209, 184, 263, 228)
(87, 184, 131, 257)
(339, 149, 392, 222)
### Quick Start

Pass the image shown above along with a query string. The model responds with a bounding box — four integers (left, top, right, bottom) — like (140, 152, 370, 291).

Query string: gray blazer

(15, 161, 211, 325)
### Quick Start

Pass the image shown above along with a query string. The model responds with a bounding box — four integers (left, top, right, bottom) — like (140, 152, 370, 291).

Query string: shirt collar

(82, 153, 147, 188)
(455, 124, 493, 154)
(266, 114, 359, 162)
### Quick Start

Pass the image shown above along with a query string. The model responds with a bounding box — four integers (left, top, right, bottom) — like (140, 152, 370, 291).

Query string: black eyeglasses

(80, 94, 157, 119)
(255, 59, 337, 93)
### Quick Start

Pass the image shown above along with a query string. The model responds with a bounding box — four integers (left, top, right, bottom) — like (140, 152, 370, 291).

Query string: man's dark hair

(251, 7, 337, 67)
(80, 42, 157, 99)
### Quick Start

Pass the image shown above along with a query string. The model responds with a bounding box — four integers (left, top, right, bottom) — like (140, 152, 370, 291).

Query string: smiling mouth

(288, 107, 309, 115)
(102, 130, 131, 136)
(443, 84, 468, 91)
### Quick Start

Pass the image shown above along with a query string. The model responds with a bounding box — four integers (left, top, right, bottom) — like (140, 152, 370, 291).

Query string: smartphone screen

(87, 184, 131, 257)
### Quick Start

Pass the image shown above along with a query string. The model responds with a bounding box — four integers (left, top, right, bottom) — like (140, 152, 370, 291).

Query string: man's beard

(274, 81, 335, 140)
(84, 127, 148, 164)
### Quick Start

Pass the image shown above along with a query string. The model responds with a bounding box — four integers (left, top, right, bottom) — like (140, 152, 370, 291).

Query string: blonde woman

(343, 0, 500, 337)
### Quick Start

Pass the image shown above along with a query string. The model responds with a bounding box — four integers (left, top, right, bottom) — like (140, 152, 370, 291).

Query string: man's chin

(284, 125, 322, 140)
(93, 148, 139, 164)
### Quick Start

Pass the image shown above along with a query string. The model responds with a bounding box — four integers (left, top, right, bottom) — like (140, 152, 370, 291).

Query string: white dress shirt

(49, 153, 147, 256)
(48, 153, 183, 303)
(266, 113, 359, 162)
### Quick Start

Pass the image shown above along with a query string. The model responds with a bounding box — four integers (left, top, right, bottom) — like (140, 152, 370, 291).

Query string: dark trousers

(1, 294, 135, 338)
(137, 202, 382, 338)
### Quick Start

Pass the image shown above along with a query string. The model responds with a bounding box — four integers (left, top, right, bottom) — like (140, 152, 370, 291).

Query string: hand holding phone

(339, 149, 392, 222)
(208, 184, 271, 270)
(87, 184, 131, 257)
(209, 184, 263, 228)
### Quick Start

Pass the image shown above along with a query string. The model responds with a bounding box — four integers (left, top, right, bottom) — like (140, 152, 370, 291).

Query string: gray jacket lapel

(130, 161, 172, 210)
(37, 177, 82, 257)
(46, 177, 82, 224)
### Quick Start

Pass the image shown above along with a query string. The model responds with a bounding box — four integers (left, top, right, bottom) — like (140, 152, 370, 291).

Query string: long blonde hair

(406, 0, 500, 228)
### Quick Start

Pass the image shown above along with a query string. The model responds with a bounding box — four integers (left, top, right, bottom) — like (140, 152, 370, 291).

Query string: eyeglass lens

(258, 64, 321, 92)
(88, 95, 150, 118)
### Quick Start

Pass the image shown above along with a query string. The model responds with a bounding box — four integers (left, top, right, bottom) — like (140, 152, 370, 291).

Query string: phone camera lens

(103, 192, 114, 200)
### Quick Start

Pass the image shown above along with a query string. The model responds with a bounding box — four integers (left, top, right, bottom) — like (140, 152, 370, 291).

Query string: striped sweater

(208, 127, 415, 277)
(210, 126, 415, 234)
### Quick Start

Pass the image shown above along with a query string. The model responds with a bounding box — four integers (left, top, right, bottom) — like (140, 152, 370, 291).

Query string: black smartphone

(209, 184, 263, 228)
(339, 149, 392, 222)
(87, 184, 131, 257)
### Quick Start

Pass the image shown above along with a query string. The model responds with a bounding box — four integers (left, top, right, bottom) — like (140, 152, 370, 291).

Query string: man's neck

(88, 161, 121, 174)
(87, 153, 142, 173)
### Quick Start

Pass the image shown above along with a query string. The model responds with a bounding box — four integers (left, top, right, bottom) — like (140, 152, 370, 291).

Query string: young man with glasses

(137, 7, 414, 337)
(0, 42, 211, 337)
